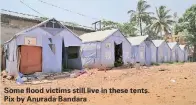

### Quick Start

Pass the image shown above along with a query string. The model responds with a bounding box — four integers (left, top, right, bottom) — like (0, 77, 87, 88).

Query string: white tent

(80, 29, 132, 68)
(127, 35, 156, 65)
(152, 40, 171, 63)
(168, 42, 181, 62)
(179, 45, 189, 62)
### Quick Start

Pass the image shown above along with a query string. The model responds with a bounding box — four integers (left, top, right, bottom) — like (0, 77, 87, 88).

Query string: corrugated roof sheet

(1, 9, 41, 21)
(80, 29, 118, 43)
(127, 35, 149, 46)
(152, 40, 165, 47)
(1, 9, 95, 31)
(168, 42, 177, 49)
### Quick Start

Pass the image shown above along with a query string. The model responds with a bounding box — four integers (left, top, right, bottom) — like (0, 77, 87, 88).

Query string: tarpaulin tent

(3, 18, 82, 75)
(127, 35, 156, 66)
(80, 29, 132, 68)
(168, 42, 181, 62)
(152, 40, 171, 63)
(179, 45, 189, 62)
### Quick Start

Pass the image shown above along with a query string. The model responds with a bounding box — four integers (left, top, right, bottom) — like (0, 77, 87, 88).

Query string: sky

(1, 0, 196, 27)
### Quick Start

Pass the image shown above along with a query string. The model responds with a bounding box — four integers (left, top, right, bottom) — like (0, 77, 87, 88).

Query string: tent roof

(127, 35, 149, 46)
(80, 29, 118, 43)
(168, 42, 178, 49)
(152, 40, 165, 47)
(4, 18, 81, 44)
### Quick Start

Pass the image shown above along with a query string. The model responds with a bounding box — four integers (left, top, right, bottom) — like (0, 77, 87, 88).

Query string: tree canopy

(127, 0, 153, 36)
(151, 6, 174, 37)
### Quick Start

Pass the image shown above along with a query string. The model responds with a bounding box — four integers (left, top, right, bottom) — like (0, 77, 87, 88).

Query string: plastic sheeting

(81, 42, 101, 68)
(81, 43, 99, 58)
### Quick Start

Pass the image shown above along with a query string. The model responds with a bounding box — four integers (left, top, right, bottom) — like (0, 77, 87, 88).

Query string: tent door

(114, 42, 123, 67)
(19, 45, 42, 74)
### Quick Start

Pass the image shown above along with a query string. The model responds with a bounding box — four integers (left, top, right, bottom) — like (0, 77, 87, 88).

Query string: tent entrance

(114, 42, 123, 67)
(19, 45, 42, 74)
(62, 46, 80, 71)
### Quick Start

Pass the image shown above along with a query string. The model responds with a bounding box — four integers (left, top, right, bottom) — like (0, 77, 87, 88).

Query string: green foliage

(143, 25, 161, 40)
(101, 20, 138, 37)
(164, 62, 184, 65)
(101, 20, 121, 30)
(177, 5, 196, 45)
(152, 63, 160, 66)
(151, 6, 174, 37)
(164, 62, 174, 64)
(39, 17, 48, 21)
(174, 4, 196, 61)
(127, 0, 153, 36)
(101, 1, 195, 47)
(114, 58, 123, 67)
(120, 22, 138, 37)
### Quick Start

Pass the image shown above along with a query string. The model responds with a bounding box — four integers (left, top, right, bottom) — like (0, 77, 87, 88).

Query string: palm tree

(151, 6, 174, 37)
(127, 0, 152, 36)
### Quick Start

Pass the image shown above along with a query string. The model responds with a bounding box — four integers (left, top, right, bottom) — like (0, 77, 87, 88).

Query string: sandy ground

(1, 62, 196, 105)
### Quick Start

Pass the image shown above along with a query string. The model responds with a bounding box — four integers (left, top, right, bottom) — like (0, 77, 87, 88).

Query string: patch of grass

(114, 58, 123, 67)
(164, 61, 185, 65)
(164, 62, 174, 64)
(175, 62, 185, 64)
(152, 63, 160, 66)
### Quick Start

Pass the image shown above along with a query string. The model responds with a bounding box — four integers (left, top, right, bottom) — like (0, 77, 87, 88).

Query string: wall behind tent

(101, 31, 132, 67)
(81, 42, 101, 68)
(1, 13, 95, 44)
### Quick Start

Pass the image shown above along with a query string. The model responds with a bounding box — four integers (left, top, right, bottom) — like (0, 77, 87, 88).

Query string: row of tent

(2, 18, 189, 76)
(80, 29, 189, 68)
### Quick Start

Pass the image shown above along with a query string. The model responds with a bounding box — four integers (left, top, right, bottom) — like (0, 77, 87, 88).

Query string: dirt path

(1, 63, 196, 105)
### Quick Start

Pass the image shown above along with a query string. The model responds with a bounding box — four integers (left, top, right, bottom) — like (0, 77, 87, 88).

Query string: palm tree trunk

(139, 18, 143, 36)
